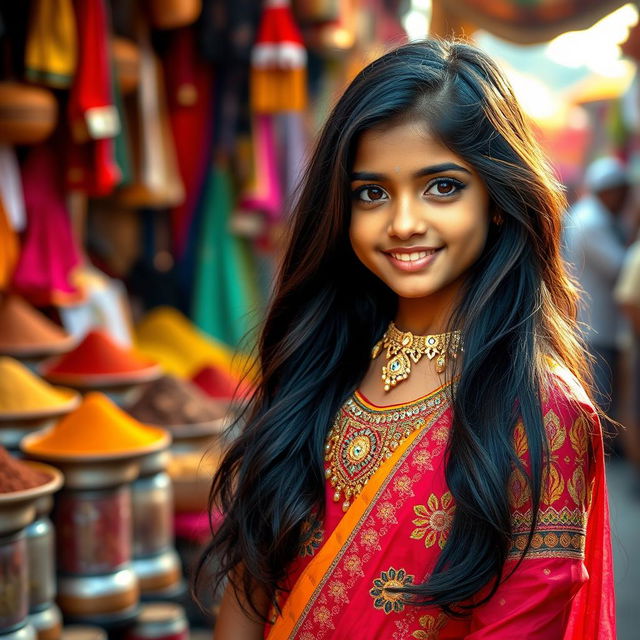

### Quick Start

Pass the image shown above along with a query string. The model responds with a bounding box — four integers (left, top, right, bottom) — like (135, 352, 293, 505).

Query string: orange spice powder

(23, 392, 168, 456)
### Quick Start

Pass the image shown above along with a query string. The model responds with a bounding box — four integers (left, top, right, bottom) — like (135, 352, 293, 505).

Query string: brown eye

(353, 185, 389, 203)
(425, 177, 465, 198)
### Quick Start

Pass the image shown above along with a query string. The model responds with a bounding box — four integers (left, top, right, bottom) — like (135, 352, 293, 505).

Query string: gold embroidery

(344, 554, 364, 576)
(508, 468, 530, 509)
(410, 492, 455, 549)
(570, 415, 589, 459)
(327, 580, 349, 604)
(312, 605, 333, 627)
(568, 466, 586, 506)
(324, 387, 449, 511)
(544, 409, 566, 452)
(370, 567, 414, 614)
(513, 421, 528, 458)
(361, 527, 381, 550)
(542, 463, 564, 505)
(412, 612, 448, 639)
(377, 501, 398, 524)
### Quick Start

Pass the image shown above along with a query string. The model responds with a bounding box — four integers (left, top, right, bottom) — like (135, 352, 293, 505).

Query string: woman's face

(349, 120, 491, 302)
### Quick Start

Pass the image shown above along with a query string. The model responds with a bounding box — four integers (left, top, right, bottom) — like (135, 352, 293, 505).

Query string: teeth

(390, 250, 434, 262)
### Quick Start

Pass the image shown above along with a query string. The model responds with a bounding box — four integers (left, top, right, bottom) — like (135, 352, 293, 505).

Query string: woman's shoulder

(541, 360, 597, 421)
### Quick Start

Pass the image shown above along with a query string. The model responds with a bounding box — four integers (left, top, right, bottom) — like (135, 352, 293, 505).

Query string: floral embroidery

(394, 474, 413, 495)
(542, 463, 564, 505)
(412, 612, 448, 639)
(327, 580, 349, 604)
(377, 501, 397, 524)
(361, 527, 381, 550)
(570, 415, 589, 459)
(370, 567, 414, 614)
(544, 409, 566, 452)
(410, 492, 454, 549)
(298, 514, 324, 557)
(312, 605, 333, 627)
(344, 554, 364, 576)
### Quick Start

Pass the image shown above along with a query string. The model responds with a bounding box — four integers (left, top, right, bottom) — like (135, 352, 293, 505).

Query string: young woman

(196, 39, 615, 639)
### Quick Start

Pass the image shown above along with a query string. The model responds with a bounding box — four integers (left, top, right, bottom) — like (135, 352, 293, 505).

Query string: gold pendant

(374, 322, 461, 392)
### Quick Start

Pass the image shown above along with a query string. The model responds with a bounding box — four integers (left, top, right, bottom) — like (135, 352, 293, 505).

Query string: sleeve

(466, 377, 597, 639)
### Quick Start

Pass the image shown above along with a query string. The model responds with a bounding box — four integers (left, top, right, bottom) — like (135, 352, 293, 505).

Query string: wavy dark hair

(194, 38, 590, 618)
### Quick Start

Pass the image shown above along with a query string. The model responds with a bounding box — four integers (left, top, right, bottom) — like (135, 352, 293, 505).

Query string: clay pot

(112, 37, 140, 95)
(146, 0, 202, 29)
(0, 82, 57, 145)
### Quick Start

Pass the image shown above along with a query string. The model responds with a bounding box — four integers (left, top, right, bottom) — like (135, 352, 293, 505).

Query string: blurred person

(563, 157, 629, 424)
(196, 40, 615, 639)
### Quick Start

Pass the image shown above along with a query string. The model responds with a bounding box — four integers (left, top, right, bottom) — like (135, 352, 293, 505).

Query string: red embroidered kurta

(266, 365, 615, 639)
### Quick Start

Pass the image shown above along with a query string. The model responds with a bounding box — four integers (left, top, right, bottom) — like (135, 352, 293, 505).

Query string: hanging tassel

(251, 0, 307, 113)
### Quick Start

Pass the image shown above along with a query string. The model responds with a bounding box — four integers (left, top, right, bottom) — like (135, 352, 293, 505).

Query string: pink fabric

(12, 144, 83, 306)
(267, 367, 615, 639)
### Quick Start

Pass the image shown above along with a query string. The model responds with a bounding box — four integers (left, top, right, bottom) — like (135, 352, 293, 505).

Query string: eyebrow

(350, 162, 472, 181)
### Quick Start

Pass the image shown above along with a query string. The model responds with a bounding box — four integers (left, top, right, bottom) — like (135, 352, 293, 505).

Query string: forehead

(352, 120, 472, 174)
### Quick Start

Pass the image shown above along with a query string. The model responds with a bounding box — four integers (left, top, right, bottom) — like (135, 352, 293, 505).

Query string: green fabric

(192, 166, 261, 350)
(111, 62, 133, 187)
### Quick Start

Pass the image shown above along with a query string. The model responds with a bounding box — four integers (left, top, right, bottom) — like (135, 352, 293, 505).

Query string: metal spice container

(131, 471, 172, 557)
(127, 603, 188, 640)
(0, 530, 28, 632)
(54, 486, 131, 575)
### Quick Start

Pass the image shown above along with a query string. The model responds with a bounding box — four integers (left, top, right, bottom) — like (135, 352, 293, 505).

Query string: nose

(387, 192, 428, 239)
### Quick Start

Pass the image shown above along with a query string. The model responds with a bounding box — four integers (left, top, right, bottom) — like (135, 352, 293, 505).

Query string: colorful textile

(192, 167, 262, 350)
(0, 198, 19, 290)
(66, 0, 120, 196)
(25, 0, 77, 88)
(12, 144, 83, 307)
(267, 366, 615, 639)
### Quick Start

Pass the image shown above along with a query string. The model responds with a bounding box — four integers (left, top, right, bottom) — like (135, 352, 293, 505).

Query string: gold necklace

(371, 322, 462, 391)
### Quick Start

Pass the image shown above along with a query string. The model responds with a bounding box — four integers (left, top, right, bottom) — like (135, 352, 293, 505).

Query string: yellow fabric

(25, 0, 77, 88)
(135, 306, 255, 380)
(0, 198, 19, 290)
(267, 424, 424, 640)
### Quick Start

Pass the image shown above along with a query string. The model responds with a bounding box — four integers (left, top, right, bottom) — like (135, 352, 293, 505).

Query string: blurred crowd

(563, 154, 640, 480)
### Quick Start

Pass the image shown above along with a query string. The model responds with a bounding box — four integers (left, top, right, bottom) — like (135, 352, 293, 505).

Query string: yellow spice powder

(0, 356, 74, 413)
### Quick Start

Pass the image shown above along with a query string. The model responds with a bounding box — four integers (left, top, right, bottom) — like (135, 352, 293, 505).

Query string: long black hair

(194, 38, 589, 617)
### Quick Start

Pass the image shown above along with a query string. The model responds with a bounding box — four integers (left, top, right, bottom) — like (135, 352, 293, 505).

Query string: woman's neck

(394, 286, 459, 335)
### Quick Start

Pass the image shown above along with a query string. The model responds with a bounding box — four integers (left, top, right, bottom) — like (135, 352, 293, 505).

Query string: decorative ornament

(372, 323, 462, 391)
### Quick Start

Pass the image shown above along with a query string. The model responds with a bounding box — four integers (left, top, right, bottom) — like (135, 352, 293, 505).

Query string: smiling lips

(384, 247, 442, 272)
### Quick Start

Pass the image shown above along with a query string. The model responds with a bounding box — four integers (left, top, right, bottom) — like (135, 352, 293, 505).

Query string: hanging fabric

(115, 16, 184, 208)
(164, 26, 214, 256)
(24, 0, 77, 88)
(66, 0, 121, 196)
(12, 143, 84, 307)
(251, 0, 307, 113)
(0, 197, 19, 290)
(0, 145, 26, 232)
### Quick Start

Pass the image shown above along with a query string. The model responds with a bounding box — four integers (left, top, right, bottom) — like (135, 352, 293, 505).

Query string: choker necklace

(371, 322, 462, 391)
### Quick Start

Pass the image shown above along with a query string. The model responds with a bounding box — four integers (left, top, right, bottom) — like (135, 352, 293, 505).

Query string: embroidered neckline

(354, 379, 453, 411)
(324, 384, 450, 511)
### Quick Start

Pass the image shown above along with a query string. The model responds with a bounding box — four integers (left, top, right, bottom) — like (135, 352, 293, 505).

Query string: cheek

(349, 215, 377, 263)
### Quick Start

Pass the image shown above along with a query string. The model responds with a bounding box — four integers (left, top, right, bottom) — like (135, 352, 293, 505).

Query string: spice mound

(191, 365, 254, 402)
(0, 356, 77, 414)
(42, 329, 158, 380)
(22, 392, 169, 457)
(0, 446, 50, 492)
(127, 375, 225, 426)
(0, 294, 72, 355)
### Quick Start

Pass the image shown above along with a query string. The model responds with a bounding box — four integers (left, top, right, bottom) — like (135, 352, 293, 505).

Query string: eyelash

(352, 177, 466, 203)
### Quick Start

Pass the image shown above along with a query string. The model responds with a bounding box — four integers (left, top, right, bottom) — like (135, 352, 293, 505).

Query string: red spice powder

(0, 446, 50, 492)
(191, 365, 253, 401)
(44, 329, 155, 376)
